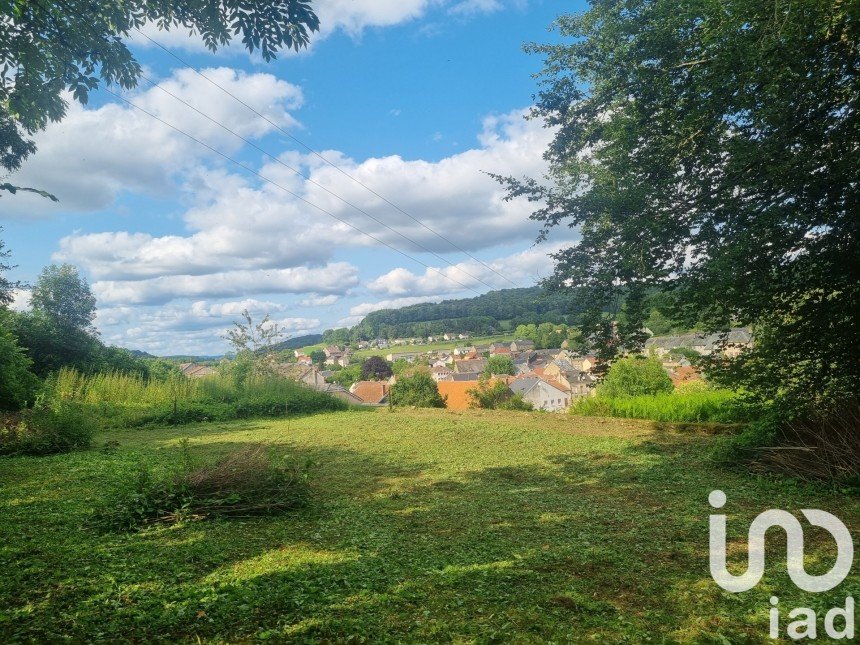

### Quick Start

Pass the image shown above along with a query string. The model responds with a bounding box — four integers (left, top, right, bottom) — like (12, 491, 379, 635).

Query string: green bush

(0, 398, 95, 455)
(598, 357, 674, 398)
(0, 326, 40, 410)
(391, 372, 446, 408)
(96, 444, 312, 531)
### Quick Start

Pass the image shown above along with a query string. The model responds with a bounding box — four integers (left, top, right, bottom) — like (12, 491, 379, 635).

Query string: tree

(309, 350, 326, 366)
(0, 319, 39, 409)
(0, 231, 22, 307)
(361, 356, 393, 381)
(390, 372, 446, 408)
(598, 357, 673, 399)
(1, 0, 319, 196)
(224, 309, 286, 382)
(31, 264, 96, 332)
(468, 378, 532, 411)
(484, 355, 515, 377)
(498, 0, 859, 413)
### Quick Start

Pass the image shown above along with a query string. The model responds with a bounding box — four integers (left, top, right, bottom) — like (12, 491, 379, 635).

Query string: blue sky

(3, 0, 585, 355)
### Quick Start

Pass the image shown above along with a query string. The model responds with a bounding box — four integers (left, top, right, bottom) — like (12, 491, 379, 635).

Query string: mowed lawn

(1, 409, 857, 642)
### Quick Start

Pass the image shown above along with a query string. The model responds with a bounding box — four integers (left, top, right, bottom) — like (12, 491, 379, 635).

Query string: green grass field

(1, 409, 857, 642)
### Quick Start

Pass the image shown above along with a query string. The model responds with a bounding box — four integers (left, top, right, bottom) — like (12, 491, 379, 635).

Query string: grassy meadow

(1, 408, 857, 642)
(47, 368, 348, 428)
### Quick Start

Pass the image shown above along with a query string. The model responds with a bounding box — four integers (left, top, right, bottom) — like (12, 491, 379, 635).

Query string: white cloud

(9, 289, 30, 312)
(93, 263, 360, 305)
(300, 294, 341, 307)
(348, 295, 445, 317)
(4, 68, 303, 218)
(367, 243, 565, 297)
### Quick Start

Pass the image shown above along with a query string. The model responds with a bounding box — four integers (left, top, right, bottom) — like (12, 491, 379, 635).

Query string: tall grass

(572, 387, 747, 423)
(47, 368, 348, 428)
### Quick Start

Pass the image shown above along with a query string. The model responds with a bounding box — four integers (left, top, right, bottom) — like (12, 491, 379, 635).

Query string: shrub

(390, 372, 446, 408)
(0, 398, 95, 455)
(598, 357, 674, 398)
(715, 400, 860, 483)
(468, 379, 533, 411)
(0, 326, 39, 410)
(96, 444, 312, 531)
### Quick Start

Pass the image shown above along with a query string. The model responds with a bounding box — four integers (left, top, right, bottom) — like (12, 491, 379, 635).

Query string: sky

(2, 0, 586, 356)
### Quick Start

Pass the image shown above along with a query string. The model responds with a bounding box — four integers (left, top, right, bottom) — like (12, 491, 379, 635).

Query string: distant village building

(644, 328, 752, 358)
(430, 365, 454, 382)
(454, 358, 487, 374)
(510, 339, 535, 352)
(510, 377, 570, 412)
(349, 381, 390, 405)
(179, 363, 215, 378)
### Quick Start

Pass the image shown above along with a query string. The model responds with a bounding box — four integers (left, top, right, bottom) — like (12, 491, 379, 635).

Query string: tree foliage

(484, 355, 515, 377)
(499, 0, 859, 411)
(598, 357, 673, 399)
(0, 320, 39, 409)
(360, 356, 393, 381)
(390, 372, 446, 408)
(468, 378, 532, 411)
(31, 264, 96, 331)
(1, 0, 319, 195)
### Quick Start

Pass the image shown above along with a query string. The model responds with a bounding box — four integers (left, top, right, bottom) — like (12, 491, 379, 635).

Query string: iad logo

(708, 490, 855, 640)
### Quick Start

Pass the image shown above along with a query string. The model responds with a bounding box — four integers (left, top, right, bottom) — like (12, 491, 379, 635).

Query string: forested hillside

(333, 288, 589, 341)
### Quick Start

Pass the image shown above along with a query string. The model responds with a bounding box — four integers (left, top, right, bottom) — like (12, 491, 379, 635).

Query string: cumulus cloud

(3, 68, 303, 218)
(93, 263, 360, 305)
(96, 298, 321, 355)
(300, 294, 342, 307)
(9, 289, 31, 312)
(367, 243, 566, 297)
(127, 0, 457, 55)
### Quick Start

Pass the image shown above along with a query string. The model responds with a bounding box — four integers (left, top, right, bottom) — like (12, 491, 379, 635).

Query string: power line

(99, 86, 486, 298)
(127, 24, 524, 290)
(124, 68, 502, 292)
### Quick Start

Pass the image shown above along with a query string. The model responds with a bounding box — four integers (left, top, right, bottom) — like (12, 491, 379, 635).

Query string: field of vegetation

(47, 368, 349, 428)
(2, 408, 856, 642)
(572, 387, 748, 424)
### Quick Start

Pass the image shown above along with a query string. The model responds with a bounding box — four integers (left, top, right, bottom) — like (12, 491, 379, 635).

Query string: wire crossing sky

(2, 0, 583, 355)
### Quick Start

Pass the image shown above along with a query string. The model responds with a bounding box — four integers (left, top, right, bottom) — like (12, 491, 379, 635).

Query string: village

(259, 328, 753, 412)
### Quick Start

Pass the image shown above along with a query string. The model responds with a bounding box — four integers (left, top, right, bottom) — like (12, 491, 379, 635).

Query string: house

(318, 383, 364, 405)
(443, 332, 457, 341)
(453, 346, 474, 357)
(430, 365, 454, 382)
(179, 362, 215, 378)
(510, 339, 535, 353)
(474, 344, 491, 355)
(458, 333, 470, 340)
(387, 351, 420, 363)
(566, 355, 596, 373)
(349, 381, 390, 405)
(454, 358, 487, 374)
(436, 380, 479, 410)
(375, 338, 389, 349)
(296, 354, 313, 366)
(323, 345, 341, 357)
(668, 365, 702, 386)
(509, 376, 571, 412)
(452, 372, 481, 381)
(356, 341, 370, 350)
(644, 328, 752, 358)
(490, 345, 511, 356)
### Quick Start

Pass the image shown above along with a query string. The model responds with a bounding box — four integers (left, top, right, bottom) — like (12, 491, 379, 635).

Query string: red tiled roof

(350, 381, 389, 404)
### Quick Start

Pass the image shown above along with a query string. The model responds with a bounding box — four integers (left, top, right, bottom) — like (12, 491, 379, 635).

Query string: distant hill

(329, 287, 589, 341)
(271, 334, 324, 352)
